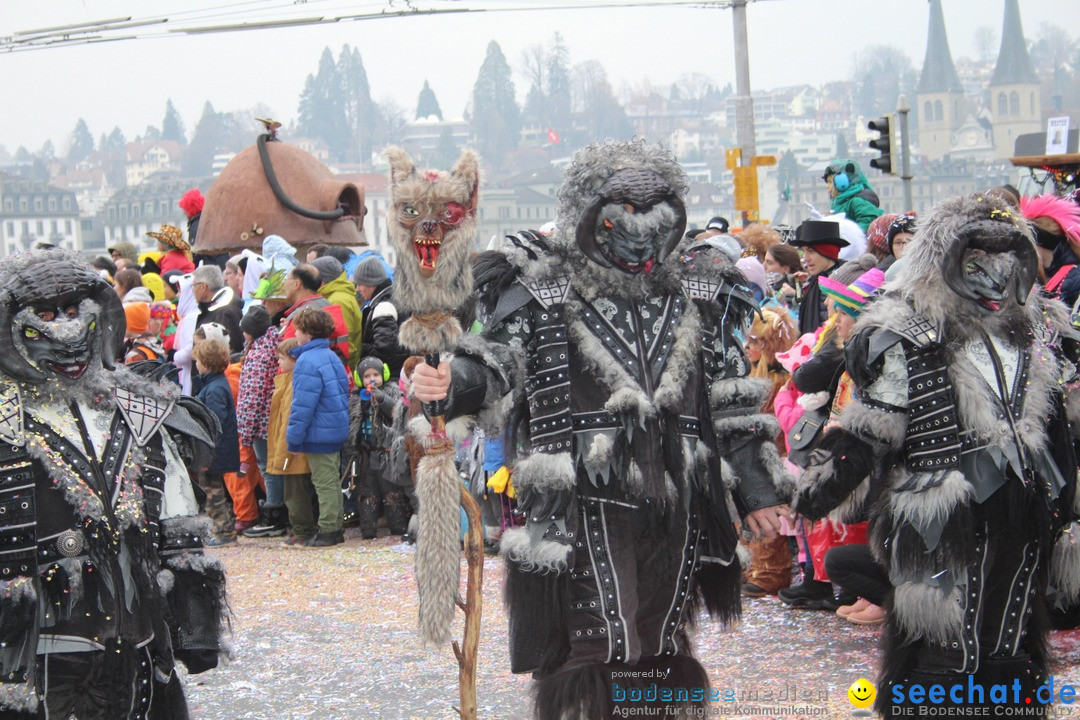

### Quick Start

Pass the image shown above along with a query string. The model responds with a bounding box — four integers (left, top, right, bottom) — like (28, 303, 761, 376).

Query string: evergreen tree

(546, 32, 572, 137)
(519, 44, 547, 125)
(472, 40, 520, 167)
(67, 118, 95, 164)
(295, 47, 349, 160)
(416, 80, 443, 121)
(162, 99, 187, 145)
(185, 101, 226, 177)
(142, 125, 162, 142)
(39, 140, 55, 161)
(97, 133, 107, 153)
(105, 127, 126, 153)
(339, 45, 375, 163)
(14, 146, 31, 163)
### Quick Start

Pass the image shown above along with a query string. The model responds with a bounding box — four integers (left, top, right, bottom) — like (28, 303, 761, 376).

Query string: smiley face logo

(847, 678, 876, 709)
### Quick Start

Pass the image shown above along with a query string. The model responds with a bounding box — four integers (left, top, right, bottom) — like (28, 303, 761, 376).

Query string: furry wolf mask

(893, 193, 1038, 339)
(552, 140, 688, 300)
(385, 146, 479, 317)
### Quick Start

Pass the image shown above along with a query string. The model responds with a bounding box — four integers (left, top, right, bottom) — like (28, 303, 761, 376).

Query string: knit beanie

(240, 305, 272, 339)
(357, 356, 386, 378)
(353, 256, 388, 287)
(310, 256, 344, 287)
(124, 302, 150, 335)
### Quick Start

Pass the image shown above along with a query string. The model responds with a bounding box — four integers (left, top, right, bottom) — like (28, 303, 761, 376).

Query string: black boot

(358, 495, 379, 539)
(777, 561, 833, 609)
(383, 490, 411, 536)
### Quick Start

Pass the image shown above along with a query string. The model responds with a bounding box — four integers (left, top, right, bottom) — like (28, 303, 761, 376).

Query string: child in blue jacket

(193, 338, 240, 545)
(287, 307, 351, 547)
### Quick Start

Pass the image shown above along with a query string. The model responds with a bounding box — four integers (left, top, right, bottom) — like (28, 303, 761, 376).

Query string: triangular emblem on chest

(114, 388, 172, 446)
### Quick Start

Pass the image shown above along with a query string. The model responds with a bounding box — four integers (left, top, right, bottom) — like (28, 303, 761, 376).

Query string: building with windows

(0, 173, 81, 254)
(124, 140, 183, 187)
(100, 177, 208, 250)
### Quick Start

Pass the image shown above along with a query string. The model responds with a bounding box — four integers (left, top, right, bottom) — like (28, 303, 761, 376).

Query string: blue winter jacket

(197, 371, 241, 474)
(287, 338, 351, 453)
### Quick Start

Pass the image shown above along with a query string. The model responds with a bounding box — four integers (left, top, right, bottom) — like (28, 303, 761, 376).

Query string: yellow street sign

(751, 155, 777, 167)
(725, 148, 741, 170)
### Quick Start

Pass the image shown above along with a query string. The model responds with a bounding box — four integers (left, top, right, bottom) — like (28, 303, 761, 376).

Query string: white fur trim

(515, 452, 575, 492)
(500, 527, 571, 573)
(889, 470, 972, 536)
(892, 581, 963, 645)
(1051, 522, 1080, 603)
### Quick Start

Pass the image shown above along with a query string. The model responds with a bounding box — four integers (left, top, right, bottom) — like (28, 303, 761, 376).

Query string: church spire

(917, 0, 963, 94)
(990, 0, 1038, 86)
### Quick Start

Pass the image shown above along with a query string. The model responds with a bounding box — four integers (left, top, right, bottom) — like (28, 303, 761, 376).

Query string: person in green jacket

(822, 159, 884, 232)
(311, 256, 363, 370)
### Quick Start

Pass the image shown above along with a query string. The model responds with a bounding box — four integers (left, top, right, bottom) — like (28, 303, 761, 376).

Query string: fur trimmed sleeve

(705, 327, 792, 512)
(443, 308, 528, 436)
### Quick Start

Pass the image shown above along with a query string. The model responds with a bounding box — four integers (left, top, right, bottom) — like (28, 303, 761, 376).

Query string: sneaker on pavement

(207, 535, 237, 547)
(281, 535, 313, 548)
(234, 519, 257, 533)
(243, 521, 287, 538)
(777, 581, 833, 609)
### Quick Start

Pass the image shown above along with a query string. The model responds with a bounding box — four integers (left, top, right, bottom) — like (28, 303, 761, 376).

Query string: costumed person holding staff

(412, 140, 792, 719)
(792, 194, 1080, 714)
(0, 250, 227, 718)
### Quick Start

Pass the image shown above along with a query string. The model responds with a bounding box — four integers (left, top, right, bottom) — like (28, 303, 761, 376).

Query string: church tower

(916, 0, 964, 161)
(988, 0, 1041, 159)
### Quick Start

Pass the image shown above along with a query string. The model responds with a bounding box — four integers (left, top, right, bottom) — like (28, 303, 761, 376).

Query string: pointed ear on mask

(451, 149, 480, 211)
(385, 146, 417, 185)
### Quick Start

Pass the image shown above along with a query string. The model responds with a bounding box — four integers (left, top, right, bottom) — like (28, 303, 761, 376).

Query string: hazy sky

(0, 0, 1075, 154)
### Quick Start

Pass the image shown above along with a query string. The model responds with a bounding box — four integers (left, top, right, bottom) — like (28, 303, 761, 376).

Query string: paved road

(183, 530, 1080, 720)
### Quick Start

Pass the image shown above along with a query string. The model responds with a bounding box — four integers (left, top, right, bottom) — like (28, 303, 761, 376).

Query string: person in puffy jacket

(822, 159, 883, 232)
(287, 307, 351, 547)
(193, 338, 240, 545)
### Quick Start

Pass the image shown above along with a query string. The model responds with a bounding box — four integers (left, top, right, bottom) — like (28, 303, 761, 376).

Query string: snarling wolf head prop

(895, 193, 1038, 338)
(385, 146, 479, 317)
(553, 140, 688, 299)
(0, 250, 125, 384)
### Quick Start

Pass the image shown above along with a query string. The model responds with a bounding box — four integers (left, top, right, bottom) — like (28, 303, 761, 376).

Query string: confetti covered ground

(184, 530, 1080, 720)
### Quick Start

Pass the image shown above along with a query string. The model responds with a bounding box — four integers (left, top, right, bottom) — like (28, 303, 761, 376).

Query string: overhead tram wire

(1, 0, 776, 53)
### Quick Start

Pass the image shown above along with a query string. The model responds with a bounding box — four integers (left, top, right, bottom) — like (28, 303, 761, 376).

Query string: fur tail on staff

(415, 434, 463, 646)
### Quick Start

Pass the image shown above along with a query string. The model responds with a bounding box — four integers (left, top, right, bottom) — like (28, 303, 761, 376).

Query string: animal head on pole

(386, 146, 479, 355)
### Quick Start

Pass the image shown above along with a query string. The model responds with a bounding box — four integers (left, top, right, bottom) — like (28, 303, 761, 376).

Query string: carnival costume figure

(0, 250, 227, 719)
(793, 194, 1080, 714)
(416, 141, 791, 718)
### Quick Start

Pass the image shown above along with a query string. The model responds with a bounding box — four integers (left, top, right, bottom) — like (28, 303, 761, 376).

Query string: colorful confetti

(185, 531, 1080, 719)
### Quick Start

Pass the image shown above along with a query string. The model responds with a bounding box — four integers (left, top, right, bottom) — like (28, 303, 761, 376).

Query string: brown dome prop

(195, 138, 366, 254)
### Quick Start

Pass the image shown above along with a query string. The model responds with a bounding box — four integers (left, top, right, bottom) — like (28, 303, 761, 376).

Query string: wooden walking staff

(384, 146, 484, 719)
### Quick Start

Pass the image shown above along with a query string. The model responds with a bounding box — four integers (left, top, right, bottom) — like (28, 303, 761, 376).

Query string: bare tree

(974, 26, 998, 64)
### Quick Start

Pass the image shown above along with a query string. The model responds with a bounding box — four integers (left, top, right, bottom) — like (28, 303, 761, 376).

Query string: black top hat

(791, 220, 849, 248)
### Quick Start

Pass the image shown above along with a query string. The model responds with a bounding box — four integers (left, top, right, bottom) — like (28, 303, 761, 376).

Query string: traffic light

(867, 115, 896, 175)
